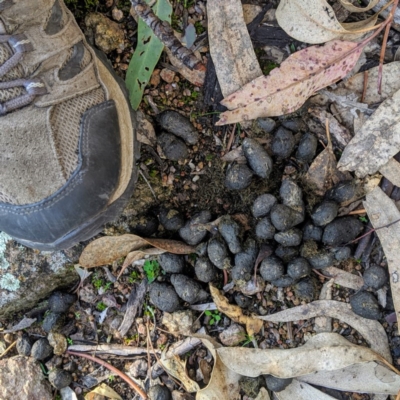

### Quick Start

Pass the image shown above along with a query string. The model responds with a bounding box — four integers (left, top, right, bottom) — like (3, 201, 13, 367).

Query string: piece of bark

(364, 187, 400, 322)
(207, 0, 262, 97)
(118, 280, 147, 337)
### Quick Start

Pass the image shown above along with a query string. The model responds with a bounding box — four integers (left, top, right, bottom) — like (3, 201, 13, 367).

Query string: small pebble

(296, 132, 317, 163)
(322, 217, 364, 246)
(234, 292, 252, 308)
(220, 324, 246, 346)
(234, 239, 258, 271)
(170, 274, 208, 304)
(16, 333, 32, 356)
(271, 127, 295, 158)
(158, 208, 184, 231)
(350, 291, 382, 320)
(158, 110, 199, 145)
(334, 246, 352, 261)
(280, 118, 306, 131)
(311, 201, 338, 226)
(179, 210, 211, 245)
(294, 278, 315, 301)
(207, 236, 228, 269)
(257, 117, 276, 132)
(148, 384, 172, 400)
(195, 241, 208, 256)
(274, 228, 302, 247)
(231, 264, 252, 282)
(325, 180, 356, 203)
(149, 283, 180, 312)
(280, 179, 304, 213)
(303, 222, 323, 241)
(306, 250, 334, 269)
(48, 292, 76, 313)
(48, 369, 72, 390)
(42, 311, 64, 333)
(255, 217, 276, 240)
(31, 338, 53, 360)
(242, 138, 273, 179)
(219, 215, 242, 254)
(265, 375, 293, 392)
(275, 245, 299, 262)
(195, 257, 218, 283)
(130, 359, 148, 378)
(158, 253, 185, 274)
(239, 376, 264, 398)
(260, 256, 285, 281)
(225, 163, 253, 190)
(270, 204, 303, 231)
(158, 132, 188, 161)
(287, 258, 311, 280)
(252, 194, 277, 218)
(363, 265, 388, 290)
(271, 275, 294, 287)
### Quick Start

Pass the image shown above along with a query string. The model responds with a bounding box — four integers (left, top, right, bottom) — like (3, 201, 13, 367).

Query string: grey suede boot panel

(45, 0, 64, 35)
(0, 105, 65, 204)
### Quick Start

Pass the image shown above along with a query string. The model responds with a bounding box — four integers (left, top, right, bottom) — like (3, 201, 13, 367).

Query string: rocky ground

(0, 1, 399, 399)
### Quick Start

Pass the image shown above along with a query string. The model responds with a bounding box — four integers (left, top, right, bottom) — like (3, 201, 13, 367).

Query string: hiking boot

(0, 0, 138, 251)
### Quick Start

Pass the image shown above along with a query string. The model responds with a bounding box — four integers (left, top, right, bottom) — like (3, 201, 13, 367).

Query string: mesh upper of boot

(0, 0, 107, 205)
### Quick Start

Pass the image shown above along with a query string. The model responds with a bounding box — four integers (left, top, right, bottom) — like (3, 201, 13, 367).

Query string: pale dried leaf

(216, 40, 363, 125)
(338, 88, 400, 177)
(257, 300, 391, 360)
(364, 187, 400, 322)
(60, 387, 78, 400)
(275, 379, 337, 399)
(255, 387, 271, 400)
(85, 383, 122, 400)
(2, 317, 36, 333)
(314, 280, 333, 333)
(207, 0, 262, 97)
(67, 344, 154, 356)
(299, 361, 400, 395)
(321, 266, 364, 290)
(161, 353, 201, 393)
(196, 336, 241, 400)
(80, 234, 195, 268)
(210, 285, 263, 336)
(379, 158, 400, 187)
(242, 4, 263, 24)
(340, 0, 380, 12)
(276, 0, 379, 44)
(165, 47, 205, 87)
(221, 147, 245, 163)
(217, 332, 386, 378)
(74, 265, 92, 284)
(136, 110, 156, 146)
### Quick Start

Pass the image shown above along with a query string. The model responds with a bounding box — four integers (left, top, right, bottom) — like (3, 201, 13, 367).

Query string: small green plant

(74, 312, 81, 319)
(204, 310, 221, 326)
(194, 21, 205, 34)
(96, 301, 107, 311)
(103, 281, 113, 291)
(92, 274, 104, 290)
(66, 337, 74, 345)
(355, 258, 362, 264)
(143, 259, 161, 283)
(108, 375, 115, 383)
(129, 270, 140, 283)
(359, 216, 368, 223)
(241, 334, 254, 347)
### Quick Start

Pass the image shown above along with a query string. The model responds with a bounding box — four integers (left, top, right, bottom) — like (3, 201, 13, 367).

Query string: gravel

(179, 210, 211, 245)
(303, 222, 323, 241)
(311, 201, 338, 227)
(158, 253, 185, 273)
(225, 163, 254, 190)
(271, 275, 295, 287)
(271, 127, 295, 158)
(294, 278, 315, 300)
(363, 265, 388, 290)
(260, 256, 285, 282)
(158, 132, 188, 161)
(42, 311, 64, 333)
(207, 236, 229, 269)
(48, 292, 76, 313)
(275, 245, 299, 262)
(350, 291, 382, 320)
(287, 258, 312, 280)
(255, 217, 276, 240)
(322, 217, 364, 246)
(252, 194, 277, 218)
(274, 228, 303, 247)
(158, 110, 199, 145)
(242, 137, 273, 179)
(265, 375, 293, 392)
(219, 215, 242, 254)
(296, 132, 318, 162)
(158, 208, 184, 231)
(48, 369, 72, 390)
(194, 257, 218, 282)
(170, 274, 208, 304)
(31, 338, 53, 361)
(325, 180, 356, 203)
(149, 283, 180, 312)
(16, 333, 32, 356)
(148, 384, 172, 400)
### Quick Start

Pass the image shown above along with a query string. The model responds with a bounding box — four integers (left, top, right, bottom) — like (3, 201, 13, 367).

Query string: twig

(347, 217, 400, 244)
(226, 124, 236, 153)
(347, 209, 367, 215)
(0, 341, 16, 358)
(67, 350, 148, 399)
(131, 0, 205, 71)
(361, 70, 368, 103)
(223, 269, 228, 286)
(139, 169, 157, 201)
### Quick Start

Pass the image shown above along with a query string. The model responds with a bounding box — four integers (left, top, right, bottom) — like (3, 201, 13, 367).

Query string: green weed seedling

(96, 301, 107, 311)
(205, 310, 221, 326)
(143, 259, 161, 283)
(359, 216, 368, 223)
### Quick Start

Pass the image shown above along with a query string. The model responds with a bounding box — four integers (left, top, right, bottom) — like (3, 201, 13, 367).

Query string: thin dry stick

(397, 389, 400, 400)
(361, 70, 369, 103)
(348, 209, 367, 215)
(131, 0, 205, 72)
(67, 350, 148, 399)
(0, 341, 16, 358)
(226, 124, 236, 153)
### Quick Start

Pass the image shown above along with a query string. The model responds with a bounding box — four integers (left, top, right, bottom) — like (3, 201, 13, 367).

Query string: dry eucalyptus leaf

(299, 361, 400, 395)
(321, 266, 364, 290)
(257, 300, 391, 360)
(216, 40, 363, 125)
(85, 383, 123, 400)
(79, 234, 195, 268)
(195, 336, 241, 400)
(276, 0, 380, 44)
(161, 353, 201, 393)
(207, 0, 262, 97)
(339, 0, 380, 12)
(364, 187, 400, 322)
(2, 317, 36, 333)
(217, 332, 386, 378)
(338, 88, 400, 177)
(136, 110, 156, 146)
(314, 280, 333, 333)
(275, 379, 337, 400)
(210, 285, 263, 336)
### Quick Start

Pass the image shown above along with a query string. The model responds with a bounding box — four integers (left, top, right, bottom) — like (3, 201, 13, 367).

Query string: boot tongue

(0, 20, 26, 104)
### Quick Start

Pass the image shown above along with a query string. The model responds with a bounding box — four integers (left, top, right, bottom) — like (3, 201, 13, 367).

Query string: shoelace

(0, 33, 47, 115)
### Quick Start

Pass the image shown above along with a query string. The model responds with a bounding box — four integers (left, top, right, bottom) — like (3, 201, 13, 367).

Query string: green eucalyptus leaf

(125, 0, 172, 110)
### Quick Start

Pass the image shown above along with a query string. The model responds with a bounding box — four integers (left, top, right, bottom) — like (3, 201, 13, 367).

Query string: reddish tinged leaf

(216, 40, 363, 125)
